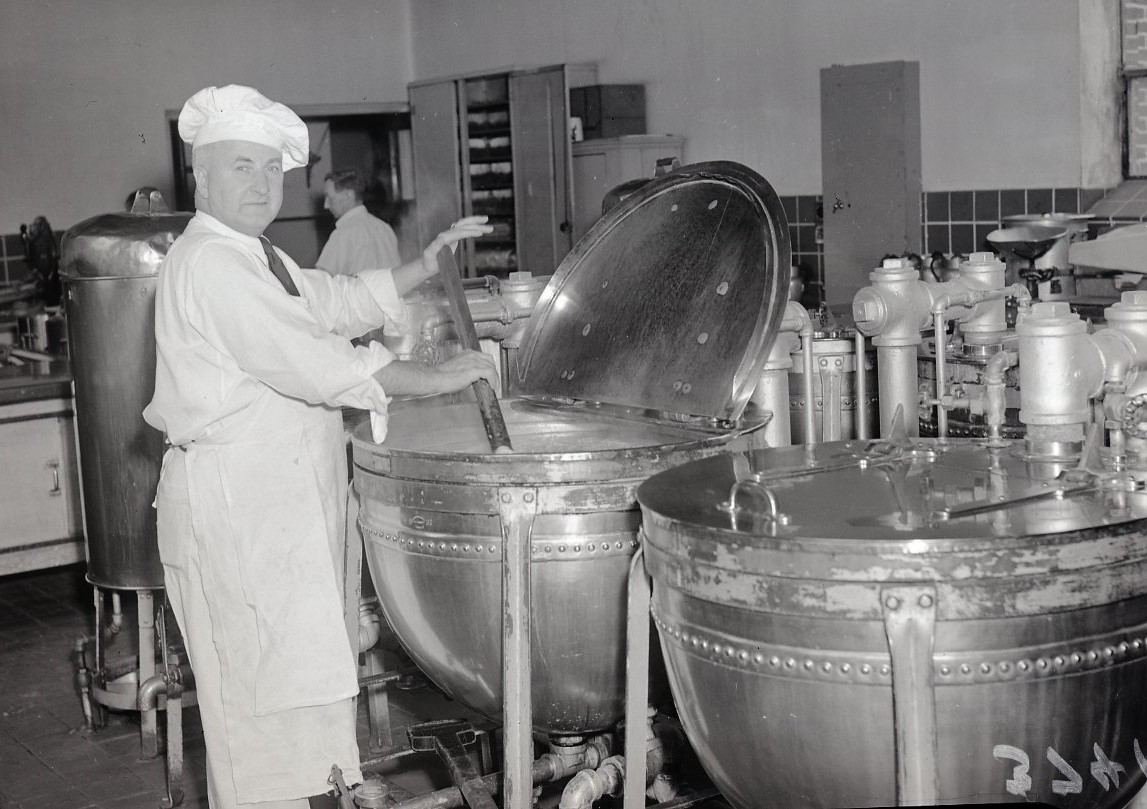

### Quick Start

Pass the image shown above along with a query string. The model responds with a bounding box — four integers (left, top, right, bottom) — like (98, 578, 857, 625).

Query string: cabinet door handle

(47, 460, 61, 496)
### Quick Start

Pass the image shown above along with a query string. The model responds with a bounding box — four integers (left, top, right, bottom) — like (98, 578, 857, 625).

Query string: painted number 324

(992, 741, 1147, 797)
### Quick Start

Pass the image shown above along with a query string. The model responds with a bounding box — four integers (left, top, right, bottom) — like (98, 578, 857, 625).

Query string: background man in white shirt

(317, 169, 401, 276)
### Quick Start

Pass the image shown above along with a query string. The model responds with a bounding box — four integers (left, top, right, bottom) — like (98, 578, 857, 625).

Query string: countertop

(0, 359, 72, 406)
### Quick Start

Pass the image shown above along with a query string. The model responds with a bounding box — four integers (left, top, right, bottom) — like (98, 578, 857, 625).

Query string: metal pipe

(877, 345, 919, 437)
(932, 308, 949, 439)
(778, 301, 817, 444)
(856, 256, 1025, 442)
(560, 770, 600, 809)
(138, 673, 167, 710)
(137, 662, 195, 710)
(110, 592, 123, 634)
(418, 300, 526, 345)
(800, 320, 816, 444)
(137, 589, 158, 758)
(74, 637, 96, 729)
(1109, 401, 1127, 470)
(983, 350, 1017, 447)
(384, 741, 607, 809)
(558, 756, 625, 809)
(93, 588, 102, 689)
(928, 287, 1001, 441)
(756, 368, 791, 447)
(357, 600, 382, 654)
(754, 301, 808, 446)
(854, 331, 869, 440)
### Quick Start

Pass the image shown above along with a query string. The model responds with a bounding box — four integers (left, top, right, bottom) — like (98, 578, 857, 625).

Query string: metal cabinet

(0, 396, 83, 575)
(409, 64, 597, 277)
(820, 60, 922, 307)
(571, 135, 685, 242)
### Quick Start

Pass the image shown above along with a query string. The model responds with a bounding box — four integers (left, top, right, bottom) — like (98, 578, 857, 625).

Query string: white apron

(144, 212, 405, 804)
(156, 399, 362, 804)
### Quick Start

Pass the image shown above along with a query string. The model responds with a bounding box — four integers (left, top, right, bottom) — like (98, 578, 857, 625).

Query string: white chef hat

(178, 85, 309, 171)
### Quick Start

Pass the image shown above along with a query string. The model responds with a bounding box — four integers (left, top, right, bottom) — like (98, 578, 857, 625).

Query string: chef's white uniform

(144, 211, 404, 806)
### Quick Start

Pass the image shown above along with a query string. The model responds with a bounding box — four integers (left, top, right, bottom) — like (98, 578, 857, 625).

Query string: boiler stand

(76, 585, 196, 761)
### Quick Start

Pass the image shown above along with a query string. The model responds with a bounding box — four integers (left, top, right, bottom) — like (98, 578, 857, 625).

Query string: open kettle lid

(516, 161, 791, 423)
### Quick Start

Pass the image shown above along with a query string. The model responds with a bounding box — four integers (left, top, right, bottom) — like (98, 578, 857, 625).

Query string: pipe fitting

(1016, 302, 1104, 450)
(138, 664, 193, 711)
(876, 345, 920, 438)
(784, 301, 818, 444)
(465, 295, 519, 326)
(647, 772, 679, 803)
(753, 301, 809, 447)
(558, 769, 599, 809)
(558, 756, 625, 809)
(852, 259, 935, 437)
(852, 258, 933, 347)
(109, 592, 123, 635)
(1101, 291, 1147, 387)
(983, 350, 1018, 446)
(357, 600, 382, 653)
(955, 252, 1007, 335)
(138, 673, 167, 710)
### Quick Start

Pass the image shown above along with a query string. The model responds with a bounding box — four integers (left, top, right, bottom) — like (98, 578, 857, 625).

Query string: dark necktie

(259, 236, 300, 297)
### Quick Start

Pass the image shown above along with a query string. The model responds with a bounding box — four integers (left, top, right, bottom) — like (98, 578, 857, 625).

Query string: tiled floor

(0, 564, 482, 809)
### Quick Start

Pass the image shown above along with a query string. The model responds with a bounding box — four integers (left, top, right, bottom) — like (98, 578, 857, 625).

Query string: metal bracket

(881, 584, 939, 806)
(497, 486, 539, 809)
(158, 601, 184, 808)
(409, 719, 497, 809)
(624, 546, 652, 809)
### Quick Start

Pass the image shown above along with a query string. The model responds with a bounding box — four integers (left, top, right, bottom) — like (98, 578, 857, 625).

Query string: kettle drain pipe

(382, 737, 611, 809)
(558, 756, 625, 809)
(109, 591, 123, 635)
(137, 662, 196, 710)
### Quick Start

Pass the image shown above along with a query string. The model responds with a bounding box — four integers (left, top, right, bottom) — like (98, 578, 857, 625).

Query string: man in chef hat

(144, 85, 494, 808)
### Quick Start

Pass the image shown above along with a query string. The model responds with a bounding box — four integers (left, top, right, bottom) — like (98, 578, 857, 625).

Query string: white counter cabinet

(0, 395, 84, 575)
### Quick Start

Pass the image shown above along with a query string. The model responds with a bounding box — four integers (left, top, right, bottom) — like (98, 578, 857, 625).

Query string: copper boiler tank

(353, 162, 791, 735)
(639, 438, 1147, 808)
(60, 192, 190, 589)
